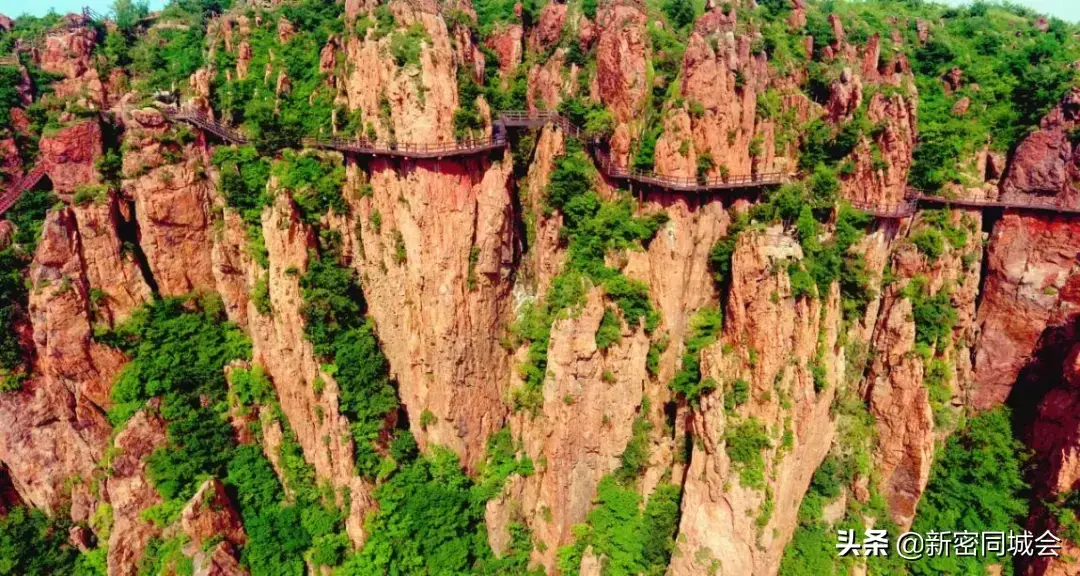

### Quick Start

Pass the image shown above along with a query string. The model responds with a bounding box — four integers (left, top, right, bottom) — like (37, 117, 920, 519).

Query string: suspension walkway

(0, 165, 47, 218)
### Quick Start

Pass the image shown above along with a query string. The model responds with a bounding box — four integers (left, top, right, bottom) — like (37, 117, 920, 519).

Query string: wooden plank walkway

(910, 192, 1080, 215)
(848, 198, 917, 218)
(0, 165, 47, 218)
(302, 135, 506, 159)
(164, 109, 249, 144)
(159, 107, 1080, 212)
(498, 111, 788, 192)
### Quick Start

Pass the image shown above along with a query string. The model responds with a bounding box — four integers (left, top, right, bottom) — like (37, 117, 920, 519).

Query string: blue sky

(0, 0, 1077, 21)
(0, 0, 166, 19)
(943, 0, 1080, 21)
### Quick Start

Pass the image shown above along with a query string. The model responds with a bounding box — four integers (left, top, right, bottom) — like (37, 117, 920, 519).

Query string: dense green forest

(0, 0, 1074, 573)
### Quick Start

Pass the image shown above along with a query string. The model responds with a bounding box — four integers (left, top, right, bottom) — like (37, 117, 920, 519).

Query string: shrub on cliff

(669, 307, 722, 406)
(272, 151, 347, 223)
(908, 408, 1029, 575)
(213, 145, 271, 225)
(556, 476, 682, 576)
(106, 295, 251, 426)
(0, 507, 81, 575)
(338, 447, 500, 575)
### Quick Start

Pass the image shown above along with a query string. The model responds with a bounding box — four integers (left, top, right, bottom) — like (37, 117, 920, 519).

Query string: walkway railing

(909, 190, 1080, 215)
(498, 110, 583, 140)
(848, 198, 918, 218)
(0, 165, 47, 218)
(302, 134, 507, 159)
(164, 109, 248, 144)
(499, 110, 788, 192)
(594, 148, 787, 192)
(0, 55, 18, 67)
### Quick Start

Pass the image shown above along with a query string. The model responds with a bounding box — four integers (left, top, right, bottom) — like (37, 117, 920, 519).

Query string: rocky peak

(39, 23, 105, 106)
(38, 119, 103, 194)
(1001, 86, 1080, 203)
(178, 478, 247, 552)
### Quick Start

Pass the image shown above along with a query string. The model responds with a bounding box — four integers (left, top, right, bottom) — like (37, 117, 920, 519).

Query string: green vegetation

(127, 1, 213, 94)
(1048, 490, 1080, 545)
(904, 276, 957, 355)
(0, 188, 56, 390)
(389, 23, 429, 68)
(474, 427, 535, 501)
(910, 209, 968, 261)
(725, 417, 771, 489)
(212, 145, 272, 226)
(511, 141, 665, 412)
(615, 398, 654, 484)
(105, 295, 250, 427)
(472, 0, 539, 34)
(212, 0, 343, 147)
(272, 151, 347, 224)
(595, 307, 623, 351)
(99, 296, 350, 571)
(73, 184, 109, 207)
(227, 365, 352, 575)
(0, 506, 89, 575)
(908, 408, 1029, 575)
(339, 445, 540, 575)
(557, 478, 682, 576)
(669, 307, 722, 406)
(558, 97, 616, 139)
(298, 250, 401, 478)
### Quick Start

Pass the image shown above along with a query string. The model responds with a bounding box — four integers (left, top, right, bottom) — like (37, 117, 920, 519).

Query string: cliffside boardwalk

(0, 165, 47, 217)
(162, 107, 790, 193)
(9, 108, 1080, 220)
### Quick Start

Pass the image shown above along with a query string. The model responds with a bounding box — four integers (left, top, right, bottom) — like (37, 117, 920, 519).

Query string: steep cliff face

(39, 119, 103, 194)
(828, 18, 918, 208)
(865, 208, 982, 528)
(518, 125, 566, 294)
(670, 231, 841, 575)
(655, 15, 773, 178)
(70, 191, 153, 326)
(973, 214, 1080, 409)
(0, 209, 123, 522)
(344, 2, 461, 143)
(121, 119, 217, 296)
(595, 1, 648, 165)
(842, 90, 917, 207)
(1025, 344, 1080, 576)
(496, 290, 650, 570)
(338, 152, 516, 469)
(245, 192, 375, 544)
(9, 2, 1080, 575)
(107, 406, 166, 576)
(1000, 86, 1080, 202)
